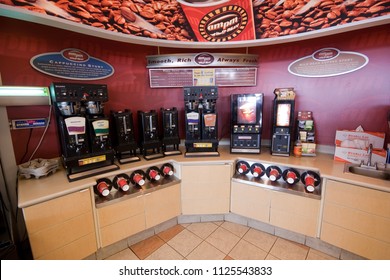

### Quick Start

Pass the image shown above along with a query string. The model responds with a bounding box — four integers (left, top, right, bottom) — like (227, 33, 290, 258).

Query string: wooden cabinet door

(144, 184, 181, 228)
(230, 181, 271, 223)
(181, 163, 232, 215)
(321, 180, 390, 259)
(23, 189, 97, 260)
(97, 195, 145, 248)
(270, 191, 320, 237)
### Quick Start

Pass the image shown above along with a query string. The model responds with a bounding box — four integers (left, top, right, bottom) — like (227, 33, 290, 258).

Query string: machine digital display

(276, 103, 291, 127)
(237, 96, 257, 124)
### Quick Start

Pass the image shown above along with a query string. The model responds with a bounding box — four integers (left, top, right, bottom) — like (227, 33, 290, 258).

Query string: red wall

(1, 17, 389, 164)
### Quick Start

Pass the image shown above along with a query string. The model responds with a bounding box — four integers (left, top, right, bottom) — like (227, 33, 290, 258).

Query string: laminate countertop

(18, 146, 390, 208)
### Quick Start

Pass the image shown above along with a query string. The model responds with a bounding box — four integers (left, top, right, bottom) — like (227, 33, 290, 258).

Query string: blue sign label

(13, 118, 47, 129)
(30, 48, 114, 80)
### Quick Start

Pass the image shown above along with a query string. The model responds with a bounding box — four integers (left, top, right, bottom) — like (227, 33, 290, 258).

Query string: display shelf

(295, 111, 317, 157)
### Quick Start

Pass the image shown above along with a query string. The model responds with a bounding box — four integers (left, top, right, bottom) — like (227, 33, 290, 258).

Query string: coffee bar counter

(17, 145, 390, 260)
(18, 145, 390, 209)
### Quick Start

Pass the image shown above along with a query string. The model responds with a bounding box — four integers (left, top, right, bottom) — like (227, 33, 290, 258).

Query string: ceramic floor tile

(105, 248, 139, 260)
(242, 228, 277, 252)
(158, 224, 185, 242)
(220, 221, 249, 238)
(102, 223, 342, 261)
(269, 238, 309, 260)
(130, 235, 165, 260)
(229, 239, 268, 260)
(186, 222, 219, 239)
(306, 248, 338, 260)
(186, 241, 226, 260)
(205, 226, 241, 254)
(145, 244, 184, 260)
(167, 229, 203, 257)
(265, 253, 280, 260)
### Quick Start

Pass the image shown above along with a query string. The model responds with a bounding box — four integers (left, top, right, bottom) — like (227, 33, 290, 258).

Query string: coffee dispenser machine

(161, 107, 181, 156)
(230, 93, 264, 154)
(138, 110, 164, 160)
(183, 86, 219, 157)
(271, 88, 296, 156)
(50, 83, 118, 181)
(111, 109, 140, 164)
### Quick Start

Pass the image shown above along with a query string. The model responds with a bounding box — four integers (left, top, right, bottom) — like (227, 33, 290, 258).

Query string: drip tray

(118, 156, 140, 164)
(185, 151, 220, 157)
(164, 150, 182, 156)
(144, 153, 165, 160)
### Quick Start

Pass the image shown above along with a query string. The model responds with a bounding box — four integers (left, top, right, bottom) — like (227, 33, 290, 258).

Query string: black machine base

(164, 150, 182, 156)
(140, 147, 165, 160)
(271, 152, 290, 157)
(185, 151, 220, 157)
(62, 151, 119, 182)
(163, 143, 182, 156)
(144, 152, 165, 160)
(162, 137, 181, 156)
(115, 146, 140, 164)
(231, 148, 261, 154)
(117, 154, 141, 164)
(67, 164, 119, 181)
(185, 140, 219, 157)
(139, 142, 165, 160)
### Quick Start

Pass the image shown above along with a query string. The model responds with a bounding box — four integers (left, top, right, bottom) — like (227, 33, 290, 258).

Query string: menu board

(215, 68, 257, 86)
(149, 68, 257, 88)
(149, 69, 194, 88)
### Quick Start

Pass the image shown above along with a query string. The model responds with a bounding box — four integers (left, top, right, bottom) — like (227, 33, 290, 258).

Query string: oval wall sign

(30, 48, 114, 80)
(288, 48, 369, 78)
(194, 53, 215, 66)
(312, 48, 340, 61)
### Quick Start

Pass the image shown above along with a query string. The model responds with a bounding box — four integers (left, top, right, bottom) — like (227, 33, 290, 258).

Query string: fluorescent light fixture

(0, 86, 51, 106)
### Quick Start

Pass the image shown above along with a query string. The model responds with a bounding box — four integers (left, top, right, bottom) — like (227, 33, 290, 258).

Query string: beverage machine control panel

(184, 86, 219, 157)
(230, 93, 263, 154)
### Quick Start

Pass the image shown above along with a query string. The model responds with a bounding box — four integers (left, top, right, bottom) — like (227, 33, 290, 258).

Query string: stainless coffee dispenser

(111, 109, 140, 164)
(161, 107, 181, 156)
(138, 110, 164, 160)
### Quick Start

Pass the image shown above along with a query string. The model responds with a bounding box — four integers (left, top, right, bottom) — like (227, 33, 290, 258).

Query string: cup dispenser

(161, 107, 181, 156)
(50, 82, 118, 181)
(230, 93, 264, 154)
(232, 159, 322, 197)
(111, 109, 140, 164)
(183, 86, 219, 157)
(138, 110, 164, 160)
(271, 88, 296, 156)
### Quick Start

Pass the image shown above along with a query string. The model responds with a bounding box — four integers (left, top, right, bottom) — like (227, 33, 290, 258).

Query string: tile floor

(104, 221, 338, 260)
